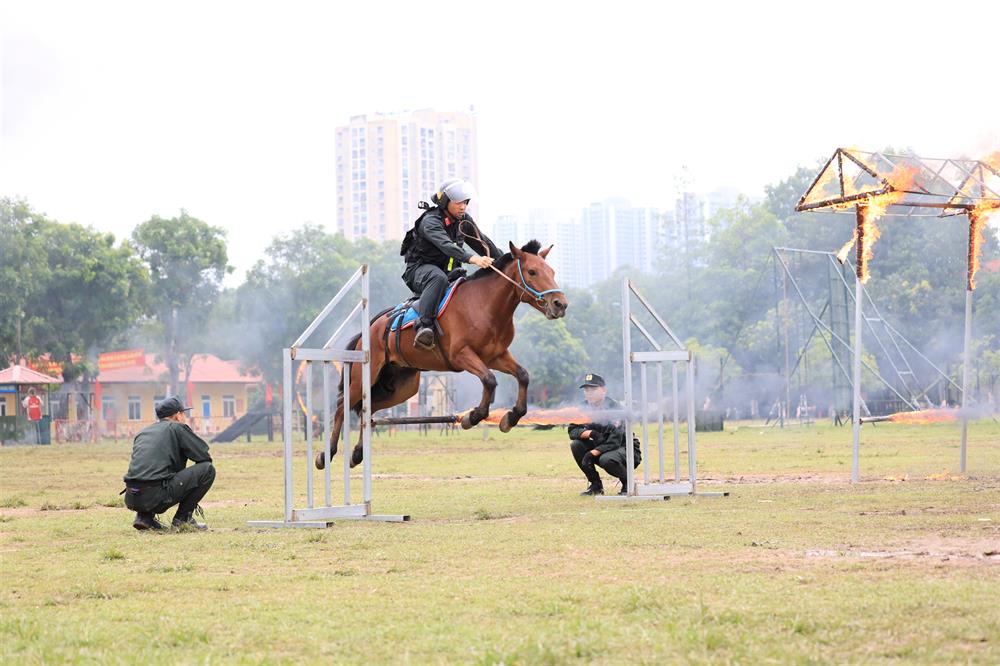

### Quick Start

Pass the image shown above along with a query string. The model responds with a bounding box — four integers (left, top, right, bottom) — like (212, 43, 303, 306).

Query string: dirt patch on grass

(806, 536, 1000, 565)
(709, 473, 848, 484)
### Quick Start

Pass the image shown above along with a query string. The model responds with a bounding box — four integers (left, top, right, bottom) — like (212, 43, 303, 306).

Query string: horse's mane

(466, 239, 543, 282)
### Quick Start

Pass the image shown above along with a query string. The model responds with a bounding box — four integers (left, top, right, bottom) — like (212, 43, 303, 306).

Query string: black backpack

(399, 202, 433, 258)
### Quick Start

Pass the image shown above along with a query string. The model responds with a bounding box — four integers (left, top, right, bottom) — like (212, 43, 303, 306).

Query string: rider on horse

(401, 178, 503, 350)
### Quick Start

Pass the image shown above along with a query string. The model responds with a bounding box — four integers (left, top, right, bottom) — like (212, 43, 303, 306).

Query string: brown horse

(315, 240, 568, 470)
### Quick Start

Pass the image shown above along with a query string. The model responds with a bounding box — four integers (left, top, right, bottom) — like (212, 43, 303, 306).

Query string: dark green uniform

(569, 397, 641, 488)
(123, 420, 215, 517)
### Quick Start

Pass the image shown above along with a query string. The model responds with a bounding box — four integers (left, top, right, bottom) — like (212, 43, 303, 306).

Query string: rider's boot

(413, 320, 435, 350)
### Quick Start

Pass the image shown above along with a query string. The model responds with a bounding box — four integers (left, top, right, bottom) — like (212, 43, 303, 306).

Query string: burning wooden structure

(795, 148, 999, 480)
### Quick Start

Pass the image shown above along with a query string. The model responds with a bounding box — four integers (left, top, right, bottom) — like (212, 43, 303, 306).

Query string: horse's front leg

(452, 348, 497, 430)
(488, 351, 529, 433)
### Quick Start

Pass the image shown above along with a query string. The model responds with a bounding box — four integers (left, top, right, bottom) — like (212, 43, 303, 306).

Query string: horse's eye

(528, 270, 537, 277)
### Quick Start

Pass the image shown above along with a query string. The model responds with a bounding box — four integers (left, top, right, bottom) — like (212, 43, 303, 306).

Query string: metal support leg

(656, 363, 665, 483)
(282, 350, 293, 523)
(305, 362, 313, 508)
(686, 360, 697, 491)
(342, 361, 351, 505)
(640, 362, 649, 485)
(672, 362, 680, 482)
(852, 277, 863, 483)
(960, 289, 972, 473)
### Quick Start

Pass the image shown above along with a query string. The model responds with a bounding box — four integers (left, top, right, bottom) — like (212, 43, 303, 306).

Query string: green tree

(510, 311, 589, 406)
(0, 198, 49, 362)
(234, 225, 409, 382)
(0, 198, 149, 376)
(132, 211, 230, 393)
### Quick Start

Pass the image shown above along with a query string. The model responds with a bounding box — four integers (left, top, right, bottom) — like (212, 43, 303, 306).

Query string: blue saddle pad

(390, 279, 464, 332)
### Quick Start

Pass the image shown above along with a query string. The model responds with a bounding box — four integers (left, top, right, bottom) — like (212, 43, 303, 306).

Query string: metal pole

(322, 362, 332, 507)
(686, 359, 697, 491)
(672, 362, 680, 482)
(960, 289, 971, 473)
(282, 349, 293, 523)
(361, 266, 373, 506)
(782, 254, 790, 428)
(852, 277, 863, 483)
(305, 363, 314, 509)
(621, 277, 635, 495)
(640, 362, 649, 485)
(342, 360, 351, 505)
(852, 206, 865, 483)
(656, 362, 665, 483)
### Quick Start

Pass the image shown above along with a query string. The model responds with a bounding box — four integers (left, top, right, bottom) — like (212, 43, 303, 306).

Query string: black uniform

(568, 396, 641, 489)
(402, 207, 502, 331)
(122, 420, 216, 520)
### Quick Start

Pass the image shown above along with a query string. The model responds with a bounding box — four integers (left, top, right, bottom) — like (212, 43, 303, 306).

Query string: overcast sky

(2, 0, 998, 283)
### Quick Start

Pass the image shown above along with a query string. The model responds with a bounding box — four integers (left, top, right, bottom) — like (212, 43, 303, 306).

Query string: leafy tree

(0, 198, 149, 376)
(0, 198, 49, 362)
(509, 311, 589, 406)
(234, 225, 409, 382)
(132, 211, 230, 393)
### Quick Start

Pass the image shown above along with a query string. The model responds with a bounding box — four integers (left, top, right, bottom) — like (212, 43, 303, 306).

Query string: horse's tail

(339, 305, 395, 416)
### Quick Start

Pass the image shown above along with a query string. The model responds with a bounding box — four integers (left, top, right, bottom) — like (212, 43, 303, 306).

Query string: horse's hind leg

(488, 351, 529, 433)
(350, 368, 421, 468)
(315, 392, 347, 470)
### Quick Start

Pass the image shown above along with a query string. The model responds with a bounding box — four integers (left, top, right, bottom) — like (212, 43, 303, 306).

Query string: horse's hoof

(499, 412, 515, 433)
(350, 446, 363, 469)
(460, 413, 474, 430)
(314, 452, 326, 470)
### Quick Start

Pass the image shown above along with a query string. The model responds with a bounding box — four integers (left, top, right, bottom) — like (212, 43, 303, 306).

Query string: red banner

(98, 349, 145, 372)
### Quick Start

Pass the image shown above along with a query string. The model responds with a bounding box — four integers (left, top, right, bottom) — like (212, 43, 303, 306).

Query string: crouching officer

(122, 396, 216, 530)
(568, 373, 641, 495)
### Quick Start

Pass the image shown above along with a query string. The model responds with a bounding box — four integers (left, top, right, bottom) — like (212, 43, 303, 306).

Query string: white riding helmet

(440, 178, 476, 204)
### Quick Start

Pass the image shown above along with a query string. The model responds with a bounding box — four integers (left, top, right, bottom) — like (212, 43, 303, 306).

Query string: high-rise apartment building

(491, 210, 584, 289)
(579, 199, 660, 286)
(335, 108, 478, 241)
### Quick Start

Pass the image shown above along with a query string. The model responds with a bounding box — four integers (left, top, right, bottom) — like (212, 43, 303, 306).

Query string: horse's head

(506, 240, 568, 319)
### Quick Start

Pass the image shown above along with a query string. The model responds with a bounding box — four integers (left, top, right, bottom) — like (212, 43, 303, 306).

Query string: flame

(810, 162, 840, 201)
(456, 406, 594, 426)
(887, 408, 957, 424)
(835, 230, 857, 264)
(967, 207, 989, 290)
(854, 204, 881, 283)
(852, 165, 920, 283)
(983, 150, 1000, 172)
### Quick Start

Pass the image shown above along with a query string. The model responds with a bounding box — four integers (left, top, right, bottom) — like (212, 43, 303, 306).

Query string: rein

(458, 220, 565, 305)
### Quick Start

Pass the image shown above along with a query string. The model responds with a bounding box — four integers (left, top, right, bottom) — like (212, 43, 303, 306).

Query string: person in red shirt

(22, 388, 43, 422)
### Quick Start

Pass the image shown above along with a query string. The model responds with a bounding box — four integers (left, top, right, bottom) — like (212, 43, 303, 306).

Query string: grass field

(2, 420, 998, 664)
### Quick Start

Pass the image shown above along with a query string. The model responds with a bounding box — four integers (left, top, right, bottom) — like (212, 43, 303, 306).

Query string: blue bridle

(516, 259, 565, 304)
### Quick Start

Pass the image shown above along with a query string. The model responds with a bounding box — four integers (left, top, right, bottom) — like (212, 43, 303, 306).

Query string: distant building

(95, 353, 262, 439)
(335, 108, 478, 241)
(490, 210, 585, 289)
(579, 199, 659, 286)
(703, 186, 742, 223)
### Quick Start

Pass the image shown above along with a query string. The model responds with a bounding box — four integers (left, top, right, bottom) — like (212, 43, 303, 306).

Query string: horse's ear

(509, 240, 523, 258)
(539, 244, 553, 259)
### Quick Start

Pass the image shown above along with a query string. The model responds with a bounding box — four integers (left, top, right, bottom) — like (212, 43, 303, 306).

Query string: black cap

(155, 395, 193, 419)
(579, 373, 605, 388)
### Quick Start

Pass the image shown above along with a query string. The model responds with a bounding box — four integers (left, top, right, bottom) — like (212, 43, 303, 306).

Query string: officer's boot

(172, 505, 208, 531)
(133, 512, 164, 531)
(580, 482, 604, 496)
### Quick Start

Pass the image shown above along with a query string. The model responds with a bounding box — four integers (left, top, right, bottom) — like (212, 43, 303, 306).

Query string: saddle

(388, 277, 465, 332)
